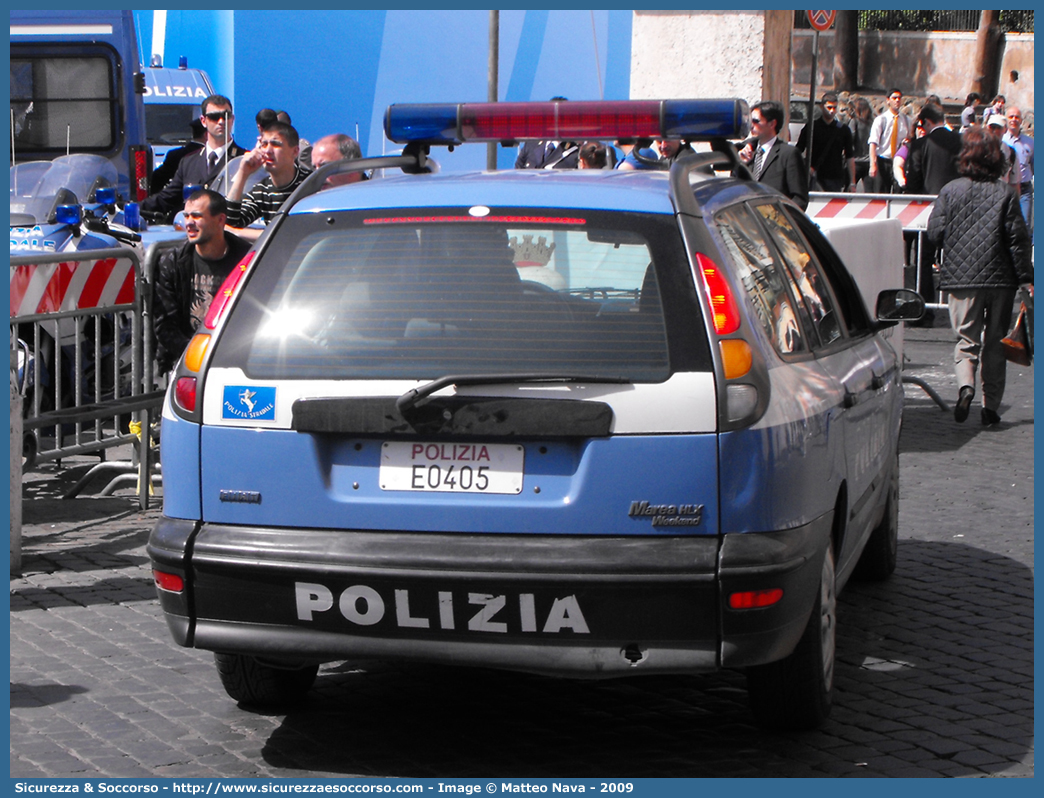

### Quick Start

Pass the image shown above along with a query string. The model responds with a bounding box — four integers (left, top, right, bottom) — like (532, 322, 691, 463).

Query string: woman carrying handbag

(927, 125, 1033, 426)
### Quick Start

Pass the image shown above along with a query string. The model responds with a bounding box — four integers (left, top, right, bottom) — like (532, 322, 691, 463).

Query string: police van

(142, 56, 215, 169)
(10, 10, 151, 203)
(148, 99, 924, 730)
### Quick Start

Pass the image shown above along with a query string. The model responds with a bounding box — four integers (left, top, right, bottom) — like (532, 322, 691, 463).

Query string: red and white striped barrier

(807, 193, 935, 230)
(9, 256, 136, 319)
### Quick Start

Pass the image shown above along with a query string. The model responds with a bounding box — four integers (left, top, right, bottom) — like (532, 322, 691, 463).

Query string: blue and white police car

(148, 99, 923, 730)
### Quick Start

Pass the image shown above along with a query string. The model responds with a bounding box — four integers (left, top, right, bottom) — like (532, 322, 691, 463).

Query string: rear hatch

(199, 205, 720, 537)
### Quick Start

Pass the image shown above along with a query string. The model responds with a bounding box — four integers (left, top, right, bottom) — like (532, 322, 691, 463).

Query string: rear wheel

(746, 544, 836, 730)
(214, 653, 318, 706)
(854, 455, 899, 580)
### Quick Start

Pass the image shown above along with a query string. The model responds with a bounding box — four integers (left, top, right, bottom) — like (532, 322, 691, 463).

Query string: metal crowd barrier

(808, 190, 951, 411)
(10, 239, 182, 509)
(807, 190, 944, 312)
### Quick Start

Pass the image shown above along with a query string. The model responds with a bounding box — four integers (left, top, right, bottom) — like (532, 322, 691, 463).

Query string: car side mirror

(875, 288, 925, 326)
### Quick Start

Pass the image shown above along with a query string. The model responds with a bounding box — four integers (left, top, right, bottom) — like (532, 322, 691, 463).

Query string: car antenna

(223, 110, 230, 189)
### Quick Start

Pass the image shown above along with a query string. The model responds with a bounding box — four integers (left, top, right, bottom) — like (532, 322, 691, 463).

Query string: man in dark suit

(141, 94, 247, 221)
(905, 103, 961, 195)
(905, 102, 961, 324)
(739, 100, 809, 210)
(515, 139, 579, 169)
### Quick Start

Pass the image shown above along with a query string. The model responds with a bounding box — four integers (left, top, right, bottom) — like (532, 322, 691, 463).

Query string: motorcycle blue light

(384, 99, 750, 145)
(95, 187, 117, 205)
(55, 204, 82, 226)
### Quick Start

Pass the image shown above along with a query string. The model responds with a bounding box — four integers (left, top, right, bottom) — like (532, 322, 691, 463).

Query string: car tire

(214, 653, 318, 706)
(853, 454, 899, 581)
(746, 543, 836, 730)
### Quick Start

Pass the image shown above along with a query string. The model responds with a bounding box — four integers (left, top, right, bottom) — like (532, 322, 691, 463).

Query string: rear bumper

(148, 515, 830, 677)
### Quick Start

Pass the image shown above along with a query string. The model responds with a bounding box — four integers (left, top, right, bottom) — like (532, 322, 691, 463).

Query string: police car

(148, 99, 923, 730)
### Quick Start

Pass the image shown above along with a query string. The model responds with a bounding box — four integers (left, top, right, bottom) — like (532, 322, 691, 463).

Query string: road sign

(807, 10, 836, 31)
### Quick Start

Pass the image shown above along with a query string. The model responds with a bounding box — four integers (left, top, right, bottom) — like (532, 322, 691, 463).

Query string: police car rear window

(212, 208, 706, 381)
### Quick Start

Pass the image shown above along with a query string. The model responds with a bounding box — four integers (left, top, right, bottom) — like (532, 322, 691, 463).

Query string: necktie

(752, 145, 765, 179)
(889, 114, 898, 158)
(545, 141, 555, 160)
(208, 151, 218, 171)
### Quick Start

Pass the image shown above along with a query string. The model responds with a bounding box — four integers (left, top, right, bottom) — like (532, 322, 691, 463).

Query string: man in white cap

(986, 115, 1020, 194)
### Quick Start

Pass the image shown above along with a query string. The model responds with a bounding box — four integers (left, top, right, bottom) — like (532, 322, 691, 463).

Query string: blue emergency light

(384, 99, 750, 145)
(55, 204, 82, 226)
(94, 186, 117, 205)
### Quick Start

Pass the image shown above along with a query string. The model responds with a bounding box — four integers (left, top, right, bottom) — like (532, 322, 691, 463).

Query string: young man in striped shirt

(226, 121, 308, 238)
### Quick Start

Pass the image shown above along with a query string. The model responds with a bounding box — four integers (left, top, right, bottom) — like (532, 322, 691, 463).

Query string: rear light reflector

(719, 339, 753, 379)
(726, 384, 759, 422)
(153, 570, 184, 593)
(205, 251, 255, 330)
(728, 588, 783, 609)
(174, 376, 197, 412)
(696, 253, 741, 335)
(183, 334, 210, 373)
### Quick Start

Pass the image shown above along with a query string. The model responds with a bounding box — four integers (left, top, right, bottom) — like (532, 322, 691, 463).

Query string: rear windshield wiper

(396, 374, 630, 414)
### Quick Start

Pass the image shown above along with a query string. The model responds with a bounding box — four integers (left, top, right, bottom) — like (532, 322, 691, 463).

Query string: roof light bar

(384, 99, 750, 146)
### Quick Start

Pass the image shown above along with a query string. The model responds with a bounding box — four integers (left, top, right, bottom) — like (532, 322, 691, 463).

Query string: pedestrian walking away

(926, 125, 1033, 426)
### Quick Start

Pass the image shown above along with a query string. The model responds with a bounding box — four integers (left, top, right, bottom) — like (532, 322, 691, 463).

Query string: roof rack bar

(279, 148, 426, 218)
(668, 139, 753, 219)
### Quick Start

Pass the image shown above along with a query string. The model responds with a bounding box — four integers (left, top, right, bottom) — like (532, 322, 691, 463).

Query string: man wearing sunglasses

(738, 101, 809, 210)
(141, 94, 248, 221)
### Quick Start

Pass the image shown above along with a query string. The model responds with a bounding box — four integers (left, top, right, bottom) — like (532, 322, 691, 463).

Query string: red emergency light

(384, 99, 750, 145)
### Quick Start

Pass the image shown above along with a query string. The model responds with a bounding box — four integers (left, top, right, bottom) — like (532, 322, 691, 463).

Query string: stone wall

(630, 10, 771, 102)
(793, 30, 1033, 112)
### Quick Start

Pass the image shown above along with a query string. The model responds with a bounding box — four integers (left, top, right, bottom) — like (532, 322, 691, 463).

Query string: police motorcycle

(10, 154, 150, 462)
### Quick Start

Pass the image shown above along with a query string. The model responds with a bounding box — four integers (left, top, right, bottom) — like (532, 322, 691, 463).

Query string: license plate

(380, 441, 525, 494)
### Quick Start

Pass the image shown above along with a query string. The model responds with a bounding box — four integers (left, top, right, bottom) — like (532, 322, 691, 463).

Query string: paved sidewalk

(10, 324, 1033, 778)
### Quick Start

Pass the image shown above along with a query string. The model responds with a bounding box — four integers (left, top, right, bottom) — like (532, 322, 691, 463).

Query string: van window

(211, 209, 709, 382)
(11, 51, 118, 154)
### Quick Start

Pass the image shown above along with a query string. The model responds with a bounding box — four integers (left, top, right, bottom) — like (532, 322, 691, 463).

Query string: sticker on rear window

(222, 386, 276, 421)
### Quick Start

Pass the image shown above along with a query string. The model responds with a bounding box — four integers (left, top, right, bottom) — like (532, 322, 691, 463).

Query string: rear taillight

(205, 251, 256, 329)
(130, 145, 150, 201)
(728, 588, 783, 609)
(174, 376, 197, 412)
(696, 253, 741, 335)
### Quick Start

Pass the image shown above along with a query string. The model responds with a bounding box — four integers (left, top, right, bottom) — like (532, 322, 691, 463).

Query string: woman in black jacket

(926, 125, 1033, 425)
